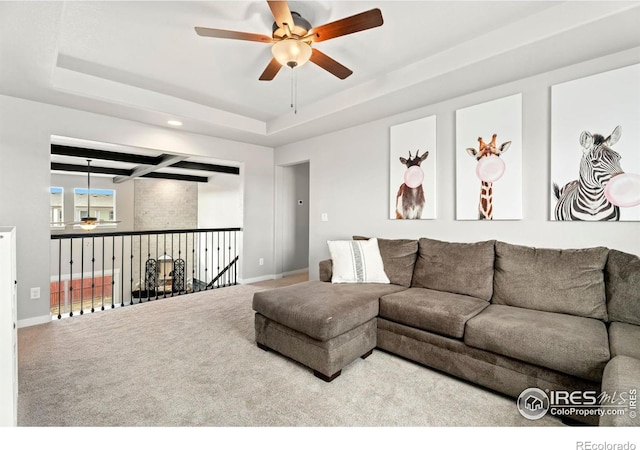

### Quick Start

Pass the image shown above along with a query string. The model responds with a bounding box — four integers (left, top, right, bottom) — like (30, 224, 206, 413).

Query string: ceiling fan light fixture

(79, 220, 98, 231)
(272, 39, 311, 68)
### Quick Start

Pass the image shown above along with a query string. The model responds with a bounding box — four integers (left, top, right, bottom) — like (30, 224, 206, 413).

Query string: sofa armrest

(319, 259, 333, 282)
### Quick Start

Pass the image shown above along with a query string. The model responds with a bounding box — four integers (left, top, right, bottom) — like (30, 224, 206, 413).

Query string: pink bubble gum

(404, 166, 424, 189)
(476, 155, 505, 182)
(604, 173, 640, 207)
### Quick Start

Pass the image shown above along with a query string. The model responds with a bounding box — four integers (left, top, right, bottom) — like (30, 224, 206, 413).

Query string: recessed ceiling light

(167, 120, 182, 126)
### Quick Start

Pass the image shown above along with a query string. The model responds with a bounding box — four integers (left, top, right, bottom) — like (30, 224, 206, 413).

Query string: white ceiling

(1, 1, 640, 150)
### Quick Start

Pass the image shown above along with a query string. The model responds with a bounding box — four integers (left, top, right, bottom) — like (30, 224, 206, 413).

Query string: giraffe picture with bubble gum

(456, 94, 523, 221)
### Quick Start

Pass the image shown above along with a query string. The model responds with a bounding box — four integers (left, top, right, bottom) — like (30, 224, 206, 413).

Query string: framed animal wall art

(389, 115, 437, 220)
(551, 63, 640, 221)
(456, 93, 523, 220)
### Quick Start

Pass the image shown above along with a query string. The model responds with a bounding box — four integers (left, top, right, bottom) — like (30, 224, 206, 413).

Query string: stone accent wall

(132, 179, 199, 290)
(134, 179, 198, 231)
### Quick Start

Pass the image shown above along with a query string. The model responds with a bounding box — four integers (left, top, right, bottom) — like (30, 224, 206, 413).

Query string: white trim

(240, 268, 309, 284)
(238, 274, 276, 285)
(280, 267, 309, 278)
(18, 315, 51, 329)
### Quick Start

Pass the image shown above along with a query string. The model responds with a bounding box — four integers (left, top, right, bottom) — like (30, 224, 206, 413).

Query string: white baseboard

(280, 268, 309, 277)
(240, 268, 309, 285)
(238, 274, 277, 284)
(18, 315, 51, 329)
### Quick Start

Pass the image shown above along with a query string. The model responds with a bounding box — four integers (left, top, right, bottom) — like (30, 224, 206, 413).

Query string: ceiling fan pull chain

(294, 68, 298, 114)
(290, 67, 294, 110)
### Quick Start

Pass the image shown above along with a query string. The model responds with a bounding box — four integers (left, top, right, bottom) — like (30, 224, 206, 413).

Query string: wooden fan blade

(308, 8, 383, 42)
(267, 1, 294, 31)
(309, 49, 353, 80)
(259, 58, 283, 81)
(195, 27, 273, 43)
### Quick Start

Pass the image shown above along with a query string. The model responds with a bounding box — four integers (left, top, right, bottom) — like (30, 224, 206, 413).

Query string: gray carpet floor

(17, 283, 563, 427)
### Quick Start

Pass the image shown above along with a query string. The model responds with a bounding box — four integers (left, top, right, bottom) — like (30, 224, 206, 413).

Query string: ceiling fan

(55, 159, 121, 231)
(194, 0, 384, 81)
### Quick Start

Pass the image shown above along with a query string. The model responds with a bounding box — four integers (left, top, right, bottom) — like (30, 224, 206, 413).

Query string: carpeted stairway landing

(17, 284, 562, 427)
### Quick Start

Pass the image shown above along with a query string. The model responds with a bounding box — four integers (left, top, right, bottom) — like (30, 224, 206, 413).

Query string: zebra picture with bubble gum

(553, 125, 640, 221)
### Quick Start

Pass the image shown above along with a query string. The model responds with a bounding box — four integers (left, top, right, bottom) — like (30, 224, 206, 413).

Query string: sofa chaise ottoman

(253, 280, 404, 381)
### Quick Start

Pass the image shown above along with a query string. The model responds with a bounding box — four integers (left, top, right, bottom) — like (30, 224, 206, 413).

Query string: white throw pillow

(327, 238, 390, 284)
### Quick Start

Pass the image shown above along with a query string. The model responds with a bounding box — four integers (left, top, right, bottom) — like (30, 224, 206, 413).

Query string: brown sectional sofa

(252, 237, 640, 426)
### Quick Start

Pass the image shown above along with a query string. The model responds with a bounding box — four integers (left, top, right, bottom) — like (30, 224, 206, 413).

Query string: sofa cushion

(327, 238, 390, 284)
(600, 356, 640, 426)
(464, 304, 610, 382)
(411, 238, 495, 301)
(605, 249, 640, 326)
(608, 322, 640, 360)
(319, 259, 333, 282)
(492, 241, 608, 320)
(252, 280, 405, 341)
(353, 236, 418, 287)
(379, 288, 489, 339)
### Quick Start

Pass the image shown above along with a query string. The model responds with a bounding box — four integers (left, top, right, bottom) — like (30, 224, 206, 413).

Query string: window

(50, 187, 64, 228)
(73, 188, 116, 227)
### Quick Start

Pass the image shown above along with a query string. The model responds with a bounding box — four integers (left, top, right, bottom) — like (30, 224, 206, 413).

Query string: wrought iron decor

(172, 258, 186, 293)
(145, 258, 158, 293)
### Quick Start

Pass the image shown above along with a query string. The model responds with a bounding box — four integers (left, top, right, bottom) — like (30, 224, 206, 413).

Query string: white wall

(197, 173, 242, 229)
(275, 48, 640, 280)
(0, 95, 274, 324)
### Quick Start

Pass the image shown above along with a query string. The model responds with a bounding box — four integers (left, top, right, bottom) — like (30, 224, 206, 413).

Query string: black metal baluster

(204, 232, 208, 289)
(170, 233, 174, 297)
(69, 238, 74, 317)
(233, 231, 237, 285)
(155, 233, 159, 300)
(139, 235, 142, 301)
(57, 239, 62, 319)
(101, 236, 105, 311)
(146, 234, 151, 302)
(130, 235, 134, 306)
(227, 231, 231, 287)
(162, 233, 167, 299)
(216, 232, 220, 289)
(91, 236, 95, 313)
(80, 237, 85, 315)
(177, 233, 182, 295)
(192, 232, 196, 292)
(220, 231, 225, 287)
(111, 236, 115, 309)
(121, 236, 125, 307)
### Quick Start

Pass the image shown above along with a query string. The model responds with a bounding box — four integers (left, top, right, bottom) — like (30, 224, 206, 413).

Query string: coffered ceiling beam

(112, 155, 188, 184)
(51, 144, 161, 165)
(172, 161, 240, 175)
(51, 162, 129, 176)
(51, 144, 240, 175)
(51, 162, 208, 183)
